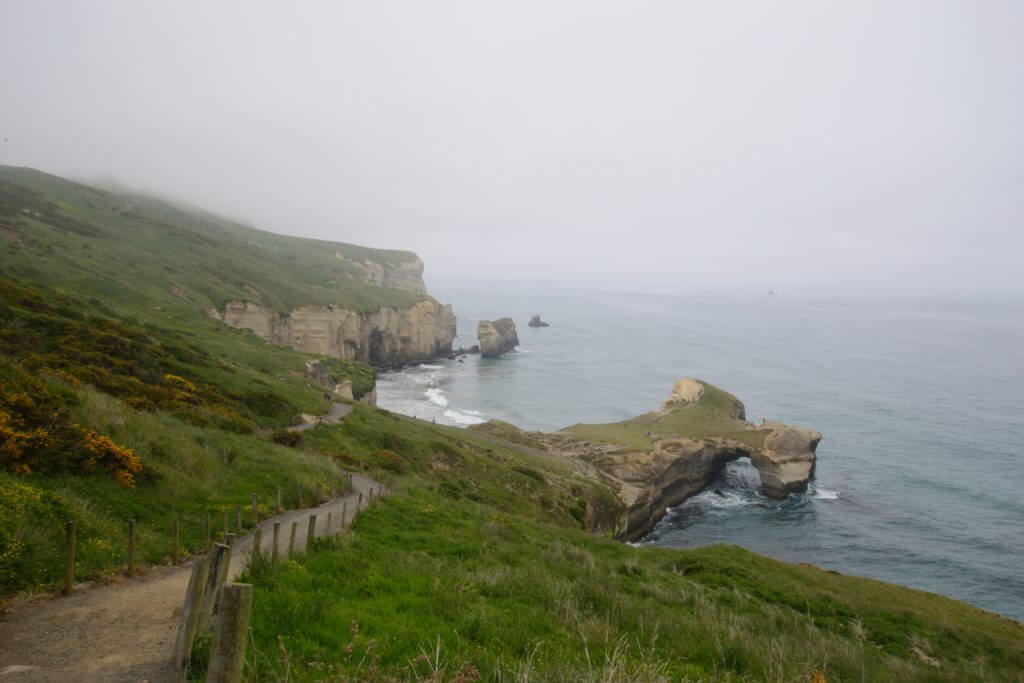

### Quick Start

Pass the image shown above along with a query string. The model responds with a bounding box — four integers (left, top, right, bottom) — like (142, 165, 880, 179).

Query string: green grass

(467, 419, 549, 451)
(2, 166, 1022, 680)
(315, 356, 377, 400)
(561, 380, 768, 451)
(0, 386, 349, 595)
(0, 165, 421, 322)
(240, 486, 1024, 681)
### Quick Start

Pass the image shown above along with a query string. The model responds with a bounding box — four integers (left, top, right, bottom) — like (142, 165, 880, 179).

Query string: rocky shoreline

(475, 378, 821, 542)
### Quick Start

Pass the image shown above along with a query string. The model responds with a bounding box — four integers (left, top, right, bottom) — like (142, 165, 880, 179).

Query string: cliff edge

(543, 378, 821, 541)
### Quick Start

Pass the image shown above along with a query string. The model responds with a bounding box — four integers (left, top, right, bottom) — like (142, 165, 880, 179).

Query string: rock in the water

(478, 318, 519, 358)
(528, 314, 550, 327)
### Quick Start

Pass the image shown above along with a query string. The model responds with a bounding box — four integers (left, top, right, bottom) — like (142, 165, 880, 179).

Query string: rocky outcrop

(215, 298, 455, 368)
(335, 251, 427, 294)
(528, 314, 550, 327)
(477, 318, 519, 358)
(543, 378, 821, 541)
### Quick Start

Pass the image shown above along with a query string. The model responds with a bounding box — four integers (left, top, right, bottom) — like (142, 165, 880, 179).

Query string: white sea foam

(419, 364, 444, 370)
(813, 487, 839, 500)
(444, 408, 486, 425)
(689, 489, 754, 509)
(424, 387, 449, 408)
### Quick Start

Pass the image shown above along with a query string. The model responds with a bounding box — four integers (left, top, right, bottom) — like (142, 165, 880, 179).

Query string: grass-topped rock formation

(489, 378, 821, 541)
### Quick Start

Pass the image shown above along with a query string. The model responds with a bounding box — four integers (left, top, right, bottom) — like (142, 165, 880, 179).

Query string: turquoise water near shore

(377, 282, 1024, 621)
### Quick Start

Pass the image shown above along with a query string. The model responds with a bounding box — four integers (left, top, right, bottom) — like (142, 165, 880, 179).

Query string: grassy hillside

(236, 406, 1024, 681)
(1, 167, 1020, 679)
(0, 165, 420, 322)
(0, 275, 367, 594)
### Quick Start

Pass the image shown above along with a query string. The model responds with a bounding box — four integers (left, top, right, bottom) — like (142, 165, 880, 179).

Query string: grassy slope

(1, 385, 350, 594)
(0, 168, 1020, 679)
(0, 165, 419, 318)
(240, 406, 1024, 681)
(561, 380, 769, 451)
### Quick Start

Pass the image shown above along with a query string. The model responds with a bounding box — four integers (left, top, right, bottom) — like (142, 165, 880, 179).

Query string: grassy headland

(240, 406, 1024, 681)
(0, 168, 1020, 679)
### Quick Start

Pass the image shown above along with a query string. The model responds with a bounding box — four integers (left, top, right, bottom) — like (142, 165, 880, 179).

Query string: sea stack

(477, 318, 519, 357)
(528, 314, 550, 327)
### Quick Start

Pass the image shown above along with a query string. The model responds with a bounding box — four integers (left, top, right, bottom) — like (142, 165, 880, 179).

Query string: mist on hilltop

(2, 1, 1022, 294)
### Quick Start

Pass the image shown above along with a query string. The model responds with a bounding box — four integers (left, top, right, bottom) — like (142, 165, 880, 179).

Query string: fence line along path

(0, 472, 383, 683)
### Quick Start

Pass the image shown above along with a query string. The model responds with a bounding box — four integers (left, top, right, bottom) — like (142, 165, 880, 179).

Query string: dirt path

(289, 402, 352, 433)
(0, 473, 384, 683)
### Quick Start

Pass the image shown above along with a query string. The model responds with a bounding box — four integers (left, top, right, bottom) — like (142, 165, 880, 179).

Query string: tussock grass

(242, 487, 1024, 681)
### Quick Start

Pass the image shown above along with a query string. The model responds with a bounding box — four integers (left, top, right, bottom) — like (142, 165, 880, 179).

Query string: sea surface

(377, 282, 1024, 621)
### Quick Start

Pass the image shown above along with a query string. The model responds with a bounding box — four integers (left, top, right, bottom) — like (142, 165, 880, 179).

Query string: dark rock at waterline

(714, 488, 725, 497)
(528, 314, 550, 327)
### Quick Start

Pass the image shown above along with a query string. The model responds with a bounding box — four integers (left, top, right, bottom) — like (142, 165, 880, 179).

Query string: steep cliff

(335, 250, 427, 294)
(215, 297, 456, 368)
(546, 378, 821, 541)
(477, 318, 519, 357)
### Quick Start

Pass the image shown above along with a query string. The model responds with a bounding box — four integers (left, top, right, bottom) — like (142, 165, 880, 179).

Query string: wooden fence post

(207, 583, 253, 683)
(288, 521, 297, 554)
(63, 520, 75, 595)
(251, 493, 258, 526)
(306, 514, 317, 552)
(198, 543, 230, 631)
(173, 516, 180, 565)
(271, 522, 280, 561)
(252, 527, 262, 561)
(127, 518, 135, 577)
(172, 556, 210, 682)
(326, 512, 332, 535)
(358, 492, 362, 509)
(342, 502, 347, 527)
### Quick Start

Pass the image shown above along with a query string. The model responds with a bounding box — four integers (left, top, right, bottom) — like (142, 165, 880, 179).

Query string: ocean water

(377, 282, 1024, 621)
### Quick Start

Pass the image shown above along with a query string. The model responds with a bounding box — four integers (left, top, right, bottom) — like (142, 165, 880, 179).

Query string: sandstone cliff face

(477, 318, 519, 358)
(335, 251, 427, 294)
(545, 379, 821, 541)
(216, 298, 455, 367)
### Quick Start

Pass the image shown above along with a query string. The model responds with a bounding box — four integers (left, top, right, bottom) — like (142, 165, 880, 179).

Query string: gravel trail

(0, 472, 383, 682)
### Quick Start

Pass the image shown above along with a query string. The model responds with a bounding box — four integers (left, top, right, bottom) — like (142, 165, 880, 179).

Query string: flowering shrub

(0, 369, 142, 486)
(0, 277, 299, 432)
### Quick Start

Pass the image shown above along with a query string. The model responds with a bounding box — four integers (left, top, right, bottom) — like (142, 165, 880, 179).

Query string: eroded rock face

(754, 421, 822, 498)
(477, 318, 519, 358)
(335, 252, 428, 294)
(216, 298, 456, 367)
(543, 379, 821, 541)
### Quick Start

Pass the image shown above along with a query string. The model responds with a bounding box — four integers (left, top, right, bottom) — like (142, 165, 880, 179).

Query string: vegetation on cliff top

(561, 380, 769, 451)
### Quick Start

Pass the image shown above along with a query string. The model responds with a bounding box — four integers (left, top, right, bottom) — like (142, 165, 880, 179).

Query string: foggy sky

(2, 1, 1022, 293)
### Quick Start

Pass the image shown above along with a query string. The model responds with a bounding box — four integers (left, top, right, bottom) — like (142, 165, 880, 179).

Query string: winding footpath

(0, 403, 380, 682)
